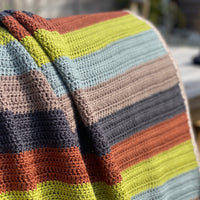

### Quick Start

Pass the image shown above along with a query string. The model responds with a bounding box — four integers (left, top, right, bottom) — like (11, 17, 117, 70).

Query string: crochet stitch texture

(0, 10, 200, 200)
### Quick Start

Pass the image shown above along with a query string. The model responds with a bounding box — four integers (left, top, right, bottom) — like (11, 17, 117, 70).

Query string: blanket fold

(0, 10, 199, 200)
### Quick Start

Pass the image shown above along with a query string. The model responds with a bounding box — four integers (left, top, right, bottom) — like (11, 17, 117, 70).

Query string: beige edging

(125, 10, 200, 169)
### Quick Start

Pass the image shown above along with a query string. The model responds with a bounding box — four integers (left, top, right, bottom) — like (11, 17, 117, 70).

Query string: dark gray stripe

(0, 109, 106, 155)
(0, 85, 185, 156)
(104, 84, 185, 145)
(0, 11, 11, 20)
(84, 84, 185, 156)
(0, 110, 79, 154)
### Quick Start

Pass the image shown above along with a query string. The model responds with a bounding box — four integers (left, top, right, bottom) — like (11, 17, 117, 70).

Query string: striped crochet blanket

(0, 10, 199, 200)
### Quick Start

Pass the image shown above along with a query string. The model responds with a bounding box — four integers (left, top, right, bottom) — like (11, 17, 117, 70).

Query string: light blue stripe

(40, 62, 69, 96)
(131, 168, 200, 200)
(0, 40, 69, 96)
(0, 30, 167, 96)
(54, 30, 167, 91)
(0, 40, 37, 75)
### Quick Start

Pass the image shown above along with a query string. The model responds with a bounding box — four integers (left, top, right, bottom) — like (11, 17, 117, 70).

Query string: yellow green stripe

(0, 27, 16, 45)
(0, 182, 127, 200)
(60, 14, 151, 59)
(121, 139, 198, 198)
(0, 14, 151, 67)
(20, 14, 151, 66)
(0, 140, 197, 200)
(20, 36, 51, 66)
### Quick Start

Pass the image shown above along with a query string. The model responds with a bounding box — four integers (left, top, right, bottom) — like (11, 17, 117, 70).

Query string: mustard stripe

(0, 140, 197, 199)
(121, 140, 198, 199)
(20, 14, 151, 66)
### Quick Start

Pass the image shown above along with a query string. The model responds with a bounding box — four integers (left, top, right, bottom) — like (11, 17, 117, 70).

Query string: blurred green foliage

(149, 0, 186, 28)
(115, 0, 130, 9)
(169, 1, 186, 28)
(115, 0, 186, 29)
(149, 0, 162, 25)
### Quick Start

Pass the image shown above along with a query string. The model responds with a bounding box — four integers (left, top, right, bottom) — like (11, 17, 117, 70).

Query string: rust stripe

(0, 147, 122, 193)
(112, 112, 191, 171)
(0, 113, 190, 193)
(46, 11, 128, 34)
(1, 11, 128, 40)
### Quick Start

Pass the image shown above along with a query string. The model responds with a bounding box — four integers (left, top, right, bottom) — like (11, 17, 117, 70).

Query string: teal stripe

(131, 168, 200, 200)
(0, 30, 166, 96)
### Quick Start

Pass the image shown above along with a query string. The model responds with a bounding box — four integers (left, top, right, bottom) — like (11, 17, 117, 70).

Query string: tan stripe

(73, 54, 179, 124)
(0, 70, 77, 132)
(0, 55, 179, 129)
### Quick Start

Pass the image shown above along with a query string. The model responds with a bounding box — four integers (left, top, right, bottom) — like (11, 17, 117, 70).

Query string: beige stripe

(0, 70, 77, 132)
(0, 55, 179, 130)
(73, 55, 179, 125)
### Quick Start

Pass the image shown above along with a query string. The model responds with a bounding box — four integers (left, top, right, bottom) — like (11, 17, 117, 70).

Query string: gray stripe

(83, 84, 185, 156)
(97, 84, 185, 147)
(103, 85, 185, 146)
(0, 85, 185, 156)
(0, 110, 79, 154)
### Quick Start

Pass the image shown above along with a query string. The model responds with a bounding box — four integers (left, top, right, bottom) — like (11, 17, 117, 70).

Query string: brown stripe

(111, 112, 191, 171)
(73, 55, 179, 125)
(0, 70, 77, 132)
(0, 147, 122, 193)
(1, 11, 128, 40)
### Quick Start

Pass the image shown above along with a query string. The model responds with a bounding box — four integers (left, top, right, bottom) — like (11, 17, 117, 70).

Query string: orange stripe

(112, 112, 191, 171)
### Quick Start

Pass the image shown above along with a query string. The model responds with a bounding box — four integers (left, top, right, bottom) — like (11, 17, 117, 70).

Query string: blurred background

(1, 0, 200, 145)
